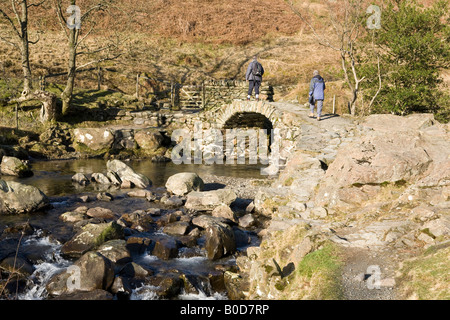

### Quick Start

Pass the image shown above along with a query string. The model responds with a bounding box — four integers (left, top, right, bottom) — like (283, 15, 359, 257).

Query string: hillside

(0, 0, 342, 93)
(0, 0, 447, 113)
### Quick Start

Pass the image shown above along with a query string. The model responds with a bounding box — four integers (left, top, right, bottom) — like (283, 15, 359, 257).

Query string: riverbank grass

(271, 243, 343, 300)
(295, 243, 343, 300)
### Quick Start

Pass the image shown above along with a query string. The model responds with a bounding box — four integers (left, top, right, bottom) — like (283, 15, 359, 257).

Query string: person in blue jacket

(246, 56, 265, 101)
(309, 70, 326, 121)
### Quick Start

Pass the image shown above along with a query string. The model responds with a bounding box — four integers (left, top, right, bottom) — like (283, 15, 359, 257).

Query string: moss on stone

(94, 222, 124, 247)
(73, 142, 111, 158)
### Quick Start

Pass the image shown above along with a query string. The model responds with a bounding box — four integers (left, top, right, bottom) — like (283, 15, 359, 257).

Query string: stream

(0, 159, 265, 300)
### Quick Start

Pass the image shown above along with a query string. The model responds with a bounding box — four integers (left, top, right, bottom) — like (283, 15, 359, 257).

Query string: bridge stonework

(215, 100, 283, 129)
(196, 100, 304, 165)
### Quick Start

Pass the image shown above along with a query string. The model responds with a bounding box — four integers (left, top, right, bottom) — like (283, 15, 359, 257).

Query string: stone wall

(176, 80, 274, 109)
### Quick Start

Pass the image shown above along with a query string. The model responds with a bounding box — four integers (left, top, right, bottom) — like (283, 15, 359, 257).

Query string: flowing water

(0, 159, 264, 300)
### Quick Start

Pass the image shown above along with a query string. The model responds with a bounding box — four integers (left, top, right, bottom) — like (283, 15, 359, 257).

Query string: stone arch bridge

(190, 100, 306, 165)
(73, 99, 353, 171)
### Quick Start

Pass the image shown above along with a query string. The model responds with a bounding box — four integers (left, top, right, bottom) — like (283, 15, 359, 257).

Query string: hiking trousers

(310, 99, 323, 117)
(248, 80, 261, 97)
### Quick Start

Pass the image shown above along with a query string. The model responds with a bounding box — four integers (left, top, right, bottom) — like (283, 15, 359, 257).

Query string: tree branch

(75, 24, 95, 49)
(0, 7, 21, 38)
(0, 35, 20, 50)
(53, 0, 69, 39)
(27, 0, 46, 8)
(76, 42, 116, 56)
(10, 0, 22, 31)
(81, 4, 104, 22)
(28, 33, 40, 44)
(75, 53, 122, 71)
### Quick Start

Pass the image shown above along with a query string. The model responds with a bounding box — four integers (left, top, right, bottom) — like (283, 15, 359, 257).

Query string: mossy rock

(61, 221, 124, 258)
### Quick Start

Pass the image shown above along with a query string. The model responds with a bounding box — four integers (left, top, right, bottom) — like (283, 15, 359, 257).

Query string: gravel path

(340, 247, 398, 300)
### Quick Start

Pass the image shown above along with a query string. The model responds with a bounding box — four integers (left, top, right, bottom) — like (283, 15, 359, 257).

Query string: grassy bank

(396, 243, 450, 300)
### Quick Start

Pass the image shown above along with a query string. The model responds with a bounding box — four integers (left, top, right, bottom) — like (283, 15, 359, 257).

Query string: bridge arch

(222, 112, 274, 131)
(216, 100, 282, 130)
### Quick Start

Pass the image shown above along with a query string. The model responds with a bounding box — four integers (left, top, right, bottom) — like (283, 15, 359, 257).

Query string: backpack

(252, 62, 262, 77)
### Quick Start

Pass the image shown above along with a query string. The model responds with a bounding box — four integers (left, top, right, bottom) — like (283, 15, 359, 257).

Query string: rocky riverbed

(0, 159, 269, 300)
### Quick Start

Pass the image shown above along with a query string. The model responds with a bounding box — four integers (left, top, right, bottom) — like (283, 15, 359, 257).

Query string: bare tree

(0, 0, 45, 94)
(53, 0, 122, 115)
(285, 0, 371, 115)
(1, 0, 60, 123)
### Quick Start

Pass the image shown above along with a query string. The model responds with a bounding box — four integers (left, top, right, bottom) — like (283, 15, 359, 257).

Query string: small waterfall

(18, 234, 72, 300)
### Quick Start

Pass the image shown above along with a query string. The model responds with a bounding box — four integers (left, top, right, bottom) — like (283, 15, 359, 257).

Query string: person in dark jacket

(246, 56, 265, 101)
(309, 70, 326, 121)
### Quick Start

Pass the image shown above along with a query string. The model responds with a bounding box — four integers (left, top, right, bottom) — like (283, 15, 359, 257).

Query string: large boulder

(73, 128, 115, 152)
(96, 239, 131, 265)
(0, 180, 49, 215)
(312, 113, 450, 214)
(192, 215, 233, 229)
(165, 172, 204, 196)
(46, 252, 115, 296)
(0, 156, 33, 178)
(152, 237, 179, 260)
(205, 221, 236, 260)
(362, 113, 436, 132)
(106, 160, 151, 189)
(86, 207, 118, 220)
(163, 221, 190, 236)
(72, 173, 90, 186)
(212, 204, 238, 223)
(134, 129, 165, 154)
(315, 119, 443, 210)
(91, 173, 111, 185)
(185, 189, 237, 211)
(61, 221, 124, 258)
(73, 252, 115, 292)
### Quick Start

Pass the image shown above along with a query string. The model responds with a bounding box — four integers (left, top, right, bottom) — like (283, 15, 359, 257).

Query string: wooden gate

(178, 84, 205, 109)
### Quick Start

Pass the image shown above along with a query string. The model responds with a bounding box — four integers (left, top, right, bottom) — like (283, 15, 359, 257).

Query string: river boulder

(117, 210, 154, 232)
(152, 237, 179, 260)
(205, 221, 236, 260)
(96, 239, 131, 265)
(72, 173, 90, 186)
(185, 189, 237, 211)
(74, 251, 115, 292)
(73, 128, 115, 152)
(145, 273, 184, 299)
(212, 204, 238, 223)
(91, 173, 111, 185)
(165, 172, 204, 196)
(192, 215, 232, 229)
(86, 207, 117, 220)
(134, 129, 165, 155)
(163, 221, 190, 236)
(46, 252, 115, 296)
(0, 180, 49, 215)
(106, 159, 151, 189)
(0, 156, 33, 178)
(61, 221, 124, 258)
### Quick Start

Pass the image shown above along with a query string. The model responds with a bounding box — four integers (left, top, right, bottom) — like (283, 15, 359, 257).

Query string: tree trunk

(20, 0, 33, 94)
(38, 91, 59, 122)
(10, 90, 59, 123)
(61, 28, 78, 115)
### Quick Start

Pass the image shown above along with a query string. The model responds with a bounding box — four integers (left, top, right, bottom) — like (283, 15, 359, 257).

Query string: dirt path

(339, 246, 398, 300)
